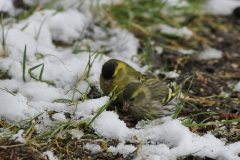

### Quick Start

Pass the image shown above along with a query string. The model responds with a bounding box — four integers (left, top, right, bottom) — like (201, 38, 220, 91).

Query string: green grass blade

(21, 23, 30, 31)
(185, 119, 240, 127)
(37, 130, 55, 140)
(145, 113, 154, 120)
(7, 113, 43, 131)
(35, 17, 47, 41)
(39, 63, 44, 80)
(1, 13, 5, 51)
(23, 44, 27, 82)
(183, 112, 216, 121)
(199, 117, 211, 124)
(73, 100, 79, 116)
(99, 46, 107, 61)
(53, 99, 73, 103)
(82, 134, 101, 138)
(74, 118, 90, 127)
(47, 124, 63, 143)
(0, 88, 16, 96)
(177, 150, 201, 158)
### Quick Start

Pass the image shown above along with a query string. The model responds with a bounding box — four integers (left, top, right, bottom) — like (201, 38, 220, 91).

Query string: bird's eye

(130, 98, 135, 101)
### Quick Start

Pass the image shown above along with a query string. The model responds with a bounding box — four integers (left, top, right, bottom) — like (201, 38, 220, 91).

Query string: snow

(92, 111, 132, 140)
(178, 49, 195, 55)
(84, 143, 103, 153)
(72, 96, 110, 118)
(233, 82, 240, 92)
(203, 0, 240, 15)
(155, 46, 163, 55)
(0, 91, 36, 123)
(0, 0, 21, 16)
(42, 150, 58, 160)
(166, 0, 190, 7)
(198, 47, 223, 60)
(107, 143, 136, 156)
(51, 113, 68, 122)
(0, 0, 240, 159)
(135, 144, 174, 160)
(160, 24, 193, 38)
(10, 130, 26, 143)
(108, 28, 139, 61)
(69, 129, 84, 139)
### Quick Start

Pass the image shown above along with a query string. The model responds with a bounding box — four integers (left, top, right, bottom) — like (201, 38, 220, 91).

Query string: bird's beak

(123, 101, 130, 110)
(104, 80, 111, 89)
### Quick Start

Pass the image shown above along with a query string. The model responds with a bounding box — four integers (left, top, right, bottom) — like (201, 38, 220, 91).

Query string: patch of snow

(198, 47, 223, 60)
(166, 0, 190, 7)
(84, 143, 103, 153)
(109, 28, 139, 62)
(52, 113, 68, 122)
(92, 111, 132, 140)
(203, 0, 240, 15)
(42, 150, 58, 160)
(160, 24, 193, 38)
(70, 129, 84, 139)
(178, 49, 195, 55)
(0, 0, 21, 16)
(155, 46, 163, 55)
(233, 82, 240, 92)
(10, 130, 26, 143)
(107, 143, 136, 156)
(0, 92, 37, 123)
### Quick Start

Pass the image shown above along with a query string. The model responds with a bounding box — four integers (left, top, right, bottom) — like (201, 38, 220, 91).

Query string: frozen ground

(1, 0, 240, 159)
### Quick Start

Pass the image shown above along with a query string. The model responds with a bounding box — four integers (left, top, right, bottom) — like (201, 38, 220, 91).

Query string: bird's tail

(175, 74, 192, 86)
(163, 74, 192, 105)
(168, 74, 192, 96)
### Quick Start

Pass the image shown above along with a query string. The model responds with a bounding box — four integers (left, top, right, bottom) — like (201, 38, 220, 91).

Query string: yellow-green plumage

(123, 75, 191, 121)
(100, 59, 148, 103)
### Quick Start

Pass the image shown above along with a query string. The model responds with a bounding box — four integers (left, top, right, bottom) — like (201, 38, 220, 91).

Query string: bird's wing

(145, 80, 169, 103)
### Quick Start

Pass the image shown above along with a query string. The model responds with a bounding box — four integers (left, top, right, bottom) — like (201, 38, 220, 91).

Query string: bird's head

(123, 82, 150, 110)
(101, 59, 118, 88)
(101, 59, 126, 89)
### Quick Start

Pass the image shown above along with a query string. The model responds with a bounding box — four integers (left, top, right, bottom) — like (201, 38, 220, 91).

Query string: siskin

(100, 59, 149, 103)
(123, 74, 192, 121)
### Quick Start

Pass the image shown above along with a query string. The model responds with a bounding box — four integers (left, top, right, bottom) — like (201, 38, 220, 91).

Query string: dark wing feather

(145, 80, 169, 103)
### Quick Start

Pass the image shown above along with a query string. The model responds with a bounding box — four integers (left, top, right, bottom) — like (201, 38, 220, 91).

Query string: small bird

(100, 59, 148, 103)
(123, 74, 192, 121)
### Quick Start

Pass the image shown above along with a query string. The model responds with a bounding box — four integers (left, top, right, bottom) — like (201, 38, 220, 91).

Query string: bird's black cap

(102, 59, 118, 80)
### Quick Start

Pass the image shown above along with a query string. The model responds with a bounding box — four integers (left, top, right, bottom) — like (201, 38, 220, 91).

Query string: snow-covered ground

(1, 0, 240, 159)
